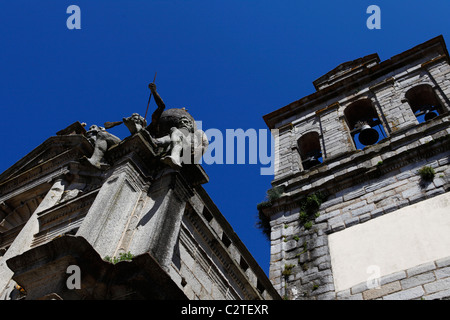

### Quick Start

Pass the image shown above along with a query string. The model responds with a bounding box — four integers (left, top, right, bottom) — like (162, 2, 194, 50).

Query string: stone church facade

(262, 35, 450, 300)
(0, 105, 280, 299)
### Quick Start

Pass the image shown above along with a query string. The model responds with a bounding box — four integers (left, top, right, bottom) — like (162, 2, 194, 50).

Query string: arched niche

(405, 84, 444, 123)
(344, 99, 386, 149)
(298, 131, 322, 170)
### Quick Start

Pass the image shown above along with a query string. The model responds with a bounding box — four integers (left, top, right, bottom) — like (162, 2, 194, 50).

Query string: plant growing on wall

(256, 188, 327, 240)
(282, 264, 295, 277)
(256, 186, 285, 240)
(104, 251, 134, 264)
(418, 166, 435, 182)
(298, 192, 327, 231)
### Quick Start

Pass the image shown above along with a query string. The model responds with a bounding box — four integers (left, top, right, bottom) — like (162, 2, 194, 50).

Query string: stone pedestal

(127, 169, 193, 269)
(6, 236, 187, 300)
(76, 162, 146, 259)
(76, 159, 196, 270)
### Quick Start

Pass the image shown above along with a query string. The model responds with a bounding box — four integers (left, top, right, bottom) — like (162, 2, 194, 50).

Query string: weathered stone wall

(265, 37, 450, 300)
(269, 115, 450, 301)
(329, 190, 450, 291)
(337, 258, 450, 300)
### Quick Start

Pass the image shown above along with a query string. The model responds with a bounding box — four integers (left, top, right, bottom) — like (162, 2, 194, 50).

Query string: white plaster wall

(329, 191, 450, 292)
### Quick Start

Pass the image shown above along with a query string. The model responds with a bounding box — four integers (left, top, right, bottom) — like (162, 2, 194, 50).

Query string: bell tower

(261, 36, 450, 300)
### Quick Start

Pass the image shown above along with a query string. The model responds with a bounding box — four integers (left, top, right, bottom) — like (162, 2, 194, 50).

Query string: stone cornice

(105, 131, 158, 170)
(193, 186, 281, 299)
(182, 205, 261, 300)
(0, 166, 70, 203)
(0, 136, 93, 198)
(105, 131, 209, 189)
(0, 135, 92, 183)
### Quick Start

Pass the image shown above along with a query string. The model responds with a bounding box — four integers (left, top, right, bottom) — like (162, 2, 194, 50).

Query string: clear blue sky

(1, 1, 449, 276)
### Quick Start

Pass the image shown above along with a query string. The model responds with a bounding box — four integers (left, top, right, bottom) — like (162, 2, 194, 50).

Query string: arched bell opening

(298, 132, 323, 170)
(405, 84, 444, 123)
(344, 99, 386, 149)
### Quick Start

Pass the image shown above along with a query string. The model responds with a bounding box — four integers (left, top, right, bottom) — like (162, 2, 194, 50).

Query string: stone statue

(83, 113, 146, 170)
(147, 83, 208, 169)
(85, 124, 121, 169)
(82, 83, 207, 170)
(123, 113, 147, 135)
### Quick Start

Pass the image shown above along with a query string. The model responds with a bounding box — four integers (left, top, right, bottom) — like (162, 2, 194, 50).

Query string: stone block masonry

(262, 36, 450, 300)
(268, 121, 450, 299)
(328, 191, 450, 292)
(337, 258, 450, 300)
(321, 148, 450, 234)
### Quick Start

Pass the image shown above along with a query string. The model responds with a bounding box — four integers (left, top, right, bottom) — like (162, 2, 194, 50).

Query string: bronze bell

(358, 124, 379, 146)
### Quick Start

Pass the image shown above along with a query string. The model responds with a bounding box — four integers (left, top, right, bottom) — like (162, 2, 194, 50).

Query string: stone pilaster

(317, 103, 354, 159)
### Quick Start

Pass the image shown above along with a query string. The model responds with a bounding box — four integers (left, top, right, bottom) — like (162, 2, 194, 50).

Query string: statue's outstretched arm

(147, 83, 166, 136)
(149, 83, 165, 121)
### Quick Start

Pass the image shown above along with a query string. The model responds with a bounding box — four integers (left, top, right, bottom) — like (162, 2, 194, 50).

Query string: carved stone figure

(85, 125, 121, 169)
(123, 113, 147, 135)
(147, 84, 208, 169)
(82, 83, 207, 170)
